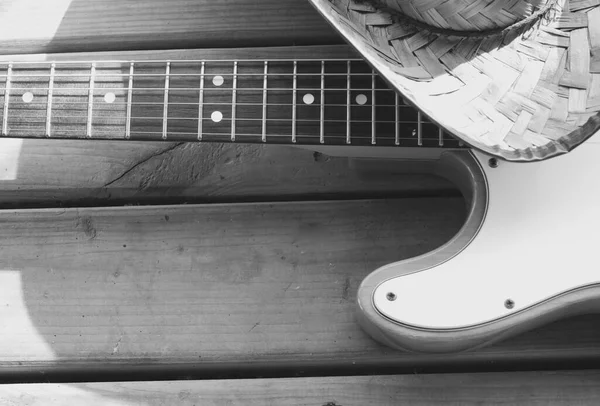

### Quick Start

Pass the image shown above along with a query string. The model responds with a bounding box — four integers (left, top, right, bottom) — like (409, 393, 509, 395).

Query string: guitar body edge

(356, 144, 600, 353)
(357, 280, 600, 353)
(356, 149, 493, 353)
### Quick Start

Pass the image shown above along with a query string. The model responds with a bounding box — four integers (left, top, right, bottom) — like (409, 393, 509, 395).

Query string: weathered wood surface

(0, 139, 452, 208)
(0, 0, 340, 55)
(3, 371, 600, 405)
(0, 198, 464, 368)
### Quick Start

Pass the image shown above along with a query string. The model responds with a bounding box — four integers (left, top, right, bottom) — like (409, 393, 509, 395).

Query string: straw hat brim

(309, 0, 600, 162)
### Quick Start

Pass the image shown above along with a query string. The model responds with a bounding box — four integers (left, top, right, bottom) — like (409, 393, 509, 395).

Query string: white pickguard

(373, 135, 600, 329)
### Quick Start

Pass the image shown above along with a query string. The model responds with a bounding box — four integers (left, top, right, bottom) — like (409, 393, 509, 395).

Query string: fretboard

(0, 59, 462, 148)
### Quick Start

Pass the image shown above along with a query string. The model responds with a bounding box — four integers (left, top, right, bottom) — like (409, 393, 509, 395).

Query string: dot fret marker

(22, 92, 34, 103)
(212, 75, 224, 86)
(303, 93, 315, 105)
(356, 94, 367, 105)
(104, 92, 116, 103)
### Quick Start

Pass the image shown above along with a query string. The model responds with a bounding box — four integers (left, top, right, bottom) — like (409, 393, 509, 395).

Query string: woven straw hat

(309, 0, 600, 161)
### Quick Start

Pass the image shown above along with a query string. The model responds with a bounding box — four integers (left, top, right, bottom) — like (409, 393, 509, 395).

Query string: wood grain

(3, 371, 600, 405)
(0, 140, 452, 208)
(0, 0, 340, 55)
(0, 198, 464, 367)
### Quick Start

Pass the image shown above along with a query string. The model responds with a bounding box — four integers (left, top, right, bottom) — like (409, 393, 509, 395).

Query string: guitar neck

(0, 58, 462, 149)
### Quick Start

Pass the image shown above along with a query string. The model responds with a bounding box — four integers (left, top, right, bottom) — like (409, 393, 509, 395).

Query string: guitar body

(353, 135, 600, 353)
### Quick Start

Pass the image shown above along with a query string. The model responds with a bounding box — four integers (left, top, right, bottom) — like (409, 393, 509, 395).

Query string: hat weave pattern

(314, 0, 600, 161)
(377, 0, 551, 32)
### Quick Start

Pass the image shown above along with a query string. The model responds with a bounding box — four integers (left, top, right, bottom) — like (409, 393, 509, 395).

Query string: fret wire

(346, 61, 351, 144)
(320, 60, 325, 144)
(86, 63, 96, 138)
(46, 63, 55, 137)
(291, 61, 297, 143)
(394, 92, 400, 145)
(16, 115, 410, 124)
(2, 64, 12, 136)
(125, 62, 134, 139)
(262, 61, 268, 143)
(231, 61, 238, 142)
(198, 61, 205, 141)
(417, 111, 422, 146)
(0, 72, 382, 79)
(162, 62, 170, 140)
(438, 127, 444, 146)
(371, 69, 376, 145)
(5, 101, 404, 108)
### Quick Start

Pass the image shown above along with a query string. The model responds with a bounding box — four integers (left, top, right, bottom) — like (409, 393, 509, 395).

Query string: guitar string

(2, 108, 436, 123)
(1, 87, 396, 92)
(1, 102, 404, 107)
(3, 117, 427, 125)
(1, 119, 451, 142)
(2, 99, 432, 121)
(2, 121, 448, 138)
(0, 60, 378, 71)
(0, 72, 387, 78)
(0, 58, 367, 63)
(3, 103, 435, 124)
(0, 99, 417, 111)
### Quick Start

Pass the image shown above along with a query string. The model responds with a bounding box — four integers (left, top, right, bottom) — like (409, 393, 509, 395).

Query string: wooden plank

(0, 0, 340, 55)
(0, 198, 465, 367)
(2, 371, 600, 405)
(0, 44, 359, 64)
(0, 46, 454, 208)
(0, 141, 452, 208)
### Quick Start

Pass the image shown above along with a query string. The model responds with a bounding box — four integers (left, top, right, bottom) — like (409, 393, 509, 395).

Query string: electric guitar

(1, 56, 596, 353)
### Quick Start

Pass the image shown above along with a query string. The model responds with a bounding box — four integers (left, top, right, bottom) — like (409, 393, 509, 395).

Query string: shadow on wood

(0, 0, 341, 55)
